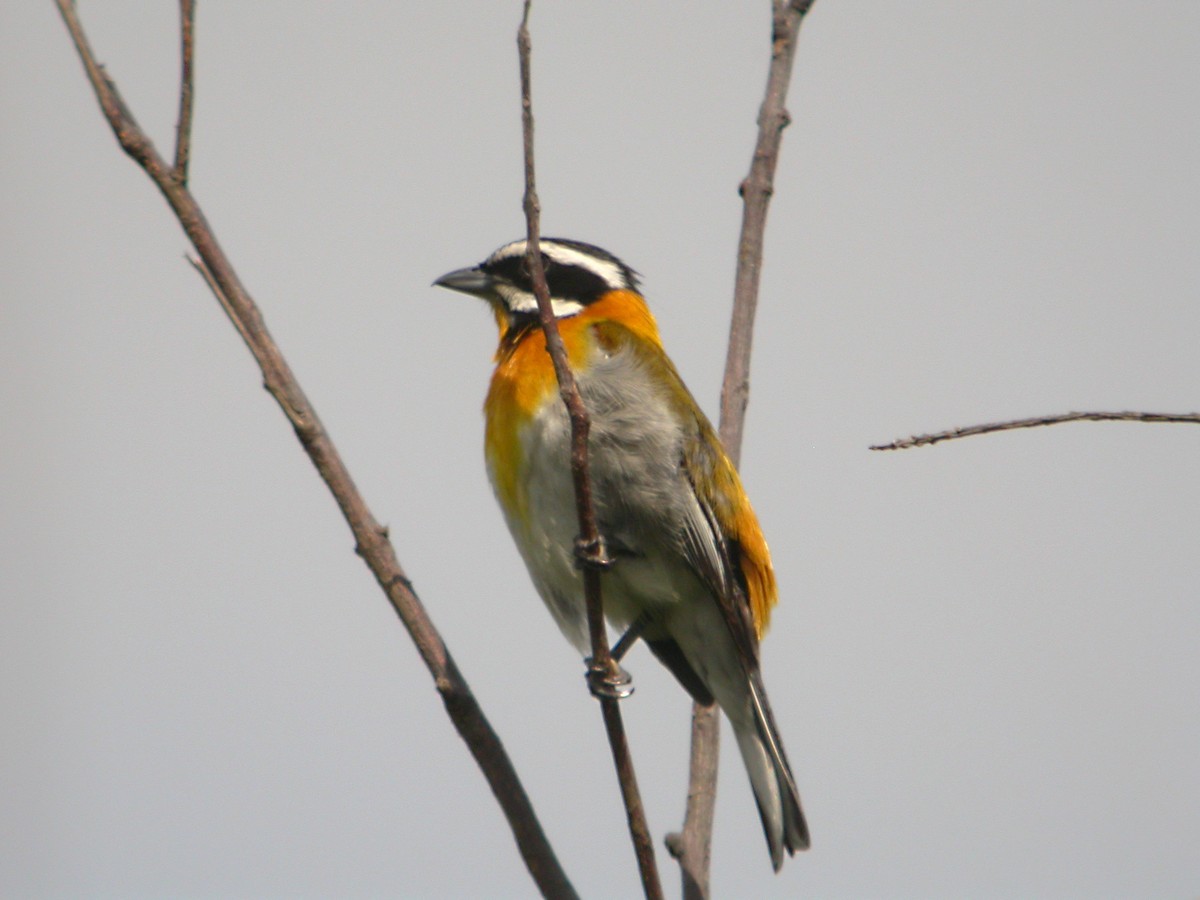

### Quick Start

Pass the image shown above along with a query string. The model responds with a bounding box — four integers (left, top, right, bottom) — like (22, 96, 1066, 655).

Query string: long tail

(731, 670, 810, 870)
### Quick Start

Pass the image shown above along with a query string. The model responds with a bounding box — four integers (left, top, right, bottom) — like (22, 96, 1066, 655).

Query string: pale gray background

(3, 3, 1198, 898)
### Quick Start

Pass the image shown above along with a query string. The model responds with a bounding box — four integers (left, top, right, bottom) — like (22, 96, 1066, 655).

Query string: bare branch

(56, 0, 171, 182)
(56, 5, 575, 897)
(665, 702, 719, 898)
(517, 5, 663, 899)
(675, 2, 817, 893)
(870, 411, 1200, 451)
(174, 0, 196, 182)
(719, 0, 816, 459)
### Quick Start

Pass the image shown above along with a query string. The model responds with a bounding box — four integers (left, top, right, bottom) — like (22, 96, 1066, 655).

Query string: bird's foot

(584, 656, 634, 700)
(574, 534, 614, 571)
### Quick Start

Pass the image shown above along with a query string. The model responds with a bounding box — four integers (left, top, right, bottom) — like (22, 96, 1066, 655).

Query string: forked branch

(55, 3, 575, 897)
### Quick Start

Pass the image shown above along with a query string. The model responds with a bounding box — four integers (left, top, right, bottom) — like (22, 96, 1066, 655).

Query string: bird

(433, 237, 809, 869)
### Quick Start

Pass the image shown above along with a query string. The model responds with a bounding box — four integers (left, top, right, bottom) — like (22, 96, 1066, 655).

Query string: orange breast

(483, 291, 661, 523)
(482, 289, 778, 637)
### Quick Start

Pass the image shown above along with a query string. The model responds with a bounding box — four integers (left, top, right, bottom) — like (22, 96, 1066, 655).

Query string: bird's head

(434, 238, 641, 331)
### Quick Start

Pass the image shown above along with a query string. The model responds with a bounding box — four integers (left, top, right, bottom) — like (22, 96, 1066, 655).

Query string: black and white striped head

(433, 238, 641, 320)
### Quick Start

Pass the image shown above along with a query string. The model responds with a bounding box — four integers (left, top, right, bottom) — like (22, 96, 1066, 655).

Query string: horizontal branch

(871, 411, 1200, 451)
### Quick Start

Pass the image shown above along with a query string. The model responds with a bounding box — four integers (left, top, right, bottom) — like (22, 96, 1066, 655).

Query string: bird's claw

(585, 657, 634, 700)
(574, 535, 614, 571)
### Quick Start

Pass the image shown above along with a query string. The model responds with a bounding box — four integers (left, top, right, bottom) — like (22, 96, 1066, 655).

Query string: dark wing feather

(645, 637, 715, 706)
(679, 426, 762, 669)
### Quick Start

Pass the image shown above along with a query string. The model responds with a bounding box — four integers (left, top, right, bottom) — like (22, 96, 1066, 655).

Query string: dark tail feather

(735, 671, 809, 869)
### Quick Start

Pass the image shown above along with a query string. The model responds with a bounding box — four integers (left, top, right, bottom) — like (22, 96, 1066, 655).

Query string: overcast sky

(3, 3, 1198, 898)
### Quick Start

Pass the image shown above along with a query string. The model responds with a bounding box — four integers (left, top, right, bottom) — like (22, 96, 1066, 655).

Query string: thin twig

(517, 5, 663, 899)
(871, 410, 1200, 451)
(56, 5, 576, 898)
(672, 2, 816, 894)
(718, 0, 817, 457)
(173, 0, 195, 183)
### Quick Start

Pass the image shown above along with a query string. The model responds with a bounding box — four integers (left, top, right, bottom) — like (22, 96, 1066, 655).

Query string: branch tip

(871, 411, 1200, 451)
(517, 8, 663, 898)
(680, 1, 813, 889)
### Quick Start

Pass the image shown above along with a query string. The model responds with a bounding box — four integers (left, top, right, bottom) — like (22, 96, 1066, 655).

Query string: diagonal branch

(671, 2, 816, 895)
(871, 410, 1200, 451)
(55, 4, 576, 898)
(517, 5, 663, 900)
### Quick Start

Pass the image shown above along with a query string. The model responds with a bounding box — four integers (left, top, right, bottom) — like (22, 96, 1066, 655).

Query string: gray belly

(497, 350, 705, 653)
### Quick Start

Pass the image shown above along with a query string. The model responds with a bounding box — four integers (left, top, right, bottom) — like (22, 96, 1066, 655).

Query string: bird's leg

(576, 533, 629, 697)
(573, 534, 614, 571)
(610, 613, 649, 663)
(584, 656, 634, 700)
(584, 614, 648, 700)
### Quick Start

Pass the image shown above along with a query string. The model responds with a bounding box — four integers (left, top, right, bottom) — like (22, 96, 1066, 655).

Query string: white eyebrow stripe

(486, 239, 630, 292)
(539, 242, 628, 290)
(488, 239, 528, 263)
